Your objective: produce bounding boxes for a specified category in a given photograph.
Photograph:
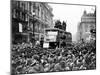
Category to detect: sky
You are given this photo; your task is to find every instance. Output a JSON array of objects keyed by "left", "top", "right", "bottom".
[{"left": 48, "top": 3, "right": 95, "bottom": 41}]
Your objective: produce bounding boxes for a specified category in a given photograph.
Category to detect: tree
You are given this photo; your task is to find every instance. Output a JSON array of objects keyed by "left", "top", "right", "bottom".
[
  {"left": 54, "top": 20, "right": 67, "bottom": 31},
  {"left": 62, "top": 21, "right": 67, "bottom": 31},
  {"left": 54, "top": 20, "right": 62, "bottom": 29}
]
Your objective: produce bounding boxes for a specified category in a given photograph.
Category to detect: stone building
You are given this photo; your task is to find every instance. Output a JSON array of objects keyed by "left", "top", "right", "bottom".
[
  {"left": 77, "top": 10, "right": 96, "bottom": 42},
  {"left": 11, "top": 0, "right": 53, "bottom": 44}
]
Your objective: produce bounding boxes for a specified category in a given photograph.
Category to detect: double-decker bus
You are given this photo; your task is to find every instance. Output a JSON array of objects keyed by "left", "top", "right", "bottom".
[{"left": 43, "top": 28, "right": 72, "bottom": 48}]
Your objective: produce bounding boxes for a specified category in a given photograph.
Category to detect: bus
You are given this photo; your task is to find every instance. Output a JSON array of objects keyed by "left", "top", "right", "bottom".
[{"left": 43, "top": 28, "right": 72, "bottom": 48}]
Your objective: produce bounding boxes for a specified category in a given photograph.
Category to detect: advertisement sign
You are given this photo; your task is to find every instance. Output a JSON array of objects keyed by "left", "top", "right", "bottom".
[
  {"left": 43, "top": 42, "right": 49, "bottom": 48},
  {"left": 46, "top": 31, "right": 57, "bottom": 42},
  {"left": 47, "top": 31, "right": 58, "bottom": 35}
]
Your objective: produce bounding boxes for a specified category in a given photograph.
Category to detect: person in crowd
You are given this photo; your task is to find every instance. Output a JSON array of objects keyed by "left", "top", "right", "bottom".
[
  {"left": 60, "top": 40, "right": 66, "bottom": 48},
  {"left": 40, "top": 36, "right": 44, "bottom": 48},
  {"left": 35, "top": 40, "right": 40, "bottom": 47}
]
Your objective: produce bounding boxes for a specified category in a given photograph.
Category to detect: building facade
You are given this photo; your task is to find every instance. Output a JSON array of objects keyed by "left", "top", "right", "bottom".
[
  {"left": 77, "top": 10, "right": 96, "bottom": 42},
  {"left": 11, "top": 0, "right": 53, "bottom": 44}
]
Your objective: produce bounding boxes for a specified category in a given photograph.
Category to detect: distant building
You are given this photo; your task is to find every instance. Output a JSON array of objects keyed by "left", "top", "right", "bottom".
[
  {"left": 77, "top": 10, "right": 96, "bottom": 42},
  {"left": 11, "top": 0, "right": 53, "bottom": 44}
]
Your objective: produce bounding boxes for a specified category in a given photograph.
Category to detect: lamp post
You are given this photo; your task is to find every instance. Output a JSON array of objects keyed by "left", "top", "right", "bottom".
[{"left": 32, "top": 12, "right": 36, "bottom": 45}]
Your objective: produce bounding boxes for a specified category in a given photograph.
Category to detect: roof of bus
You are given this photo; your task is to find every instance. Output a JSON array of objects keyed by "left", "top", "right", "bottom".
[{"left": 45, "top": 28, "right": 71, "bottom": 34}]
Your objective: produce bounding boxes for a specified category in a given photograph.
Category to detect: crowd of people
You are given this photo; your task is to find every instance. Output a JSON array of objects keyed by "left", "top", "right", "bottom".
[{"left": 11, "top": 41, "right": 96, "bottom": 75}]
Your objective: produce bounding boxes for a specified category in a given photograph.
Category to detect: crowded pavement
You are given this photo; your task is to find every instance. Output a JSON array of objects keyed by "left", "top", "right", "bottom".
[{"left": 11, "top": 41, "right": 96, "bottom": 74}]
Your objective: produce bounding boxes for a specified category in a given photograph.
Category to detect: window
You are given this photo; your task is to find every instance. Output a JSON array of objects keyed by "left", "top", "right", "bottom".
[
  {"left": 20, "top": 1, "right": 22, "bottom": 8},
  {"left": 29, "top": 2, "right": 31, "bottom": 12},
  {"left": 38, "top": 5, "right": 40, "bottom": 17},
  {"left": 13, "top": 9, "right": 16, "bottom": 18},
  {"left": 19, "top": 23, "right": 23, "bottom": 32},
  {"left": 25, "top": 14, "right": 28, "bottom": 21},
  {"left": 22, "top": 13, "right": 25, "bottom": 21},
  {"left": 41, "top": 10, "right": 43, "bottom": 20},
  {"left": 23, "top": 2, "right": 25, "bottom": 11},
  {"left": 20, "top": 12, "right": 21, "bottom": 20},
  {"left": 16, "top": 10, "right": 19, "bottom": 18},
  {"left": 25, "top": 2, "right": 28, "bottom": 10},
  {"left": 16, "top": 1, "right": 19, "bottom": 8},
  {"left": 35, "top": 24, "right": 38, "bottom": 32},
  {"left": 39, "top": 5, "right": 41, "bottom": 18}
]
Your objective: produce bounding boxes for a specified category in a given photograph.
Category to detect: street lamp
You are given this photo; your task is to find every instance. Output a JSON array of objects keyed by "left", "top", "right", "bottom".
[
  {"left": 32, "top": 12, "right": 36, "bottom": 34},
  {"left": 32, "top": 12, "right": 36, "bottom": 45}
]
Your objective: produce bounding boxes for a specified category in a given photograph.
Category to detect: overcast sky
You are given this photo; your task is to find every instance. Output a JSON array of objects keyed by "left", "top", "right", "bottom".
[{"left": 48, "top": 3, "right": 95, "bottom": 41}]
